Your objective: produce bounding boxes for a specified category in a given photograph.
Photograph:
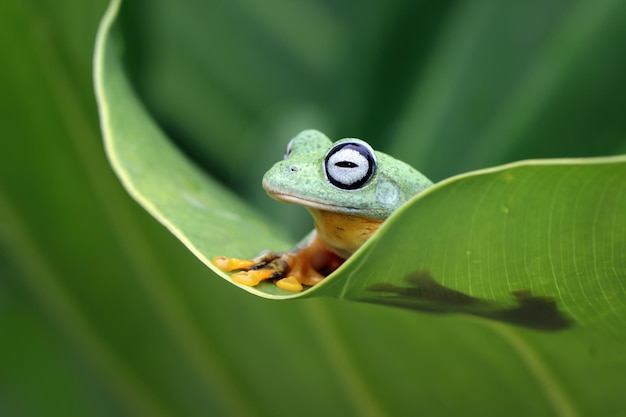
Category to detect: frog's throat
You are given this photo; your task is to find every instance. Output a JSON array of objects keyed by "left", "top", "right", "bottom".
[{"left": 308, "top": 208, "right": 384, "bottom": 259}]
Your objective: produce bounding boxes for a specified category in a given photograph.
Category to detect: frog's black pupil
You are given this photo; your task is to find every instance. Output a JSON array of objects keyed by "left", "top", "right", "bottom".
[{"left": 335, "top": 161, "right": 358, "bottom": 168}]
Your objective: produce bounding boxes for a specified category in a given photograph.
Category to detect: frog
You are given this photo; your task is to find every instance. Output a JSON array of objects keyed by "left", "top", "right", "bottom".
[{"left": 213, "top": 130, "right": 433, "bottom": 292}]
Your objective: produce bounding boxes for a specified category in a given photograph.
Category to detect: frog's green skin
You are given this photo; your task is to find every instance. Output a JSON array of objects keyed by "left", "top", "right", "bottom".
[
  {"left": 214, "top": 130, "right": 433, "bottom": 292},
  {"left": 263, "top": 129, "right": 432, "bottom": 221}
]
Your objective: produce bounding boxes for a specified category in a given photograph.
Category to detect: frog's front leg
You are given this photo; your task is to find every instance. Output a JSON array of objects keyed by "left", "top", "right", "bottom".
[
  {"left": 274, "top": 235, "right": 344, "bottom": 291},
  {"left": 212, "top": 233, "right": 343, "bottom": 292}
]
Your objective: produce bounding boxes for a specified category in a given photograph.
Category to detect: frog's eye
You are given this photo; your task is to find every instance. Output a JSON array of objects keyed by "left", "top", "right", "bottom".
[
  {"left": 324, "top": 141, "right": 376, "bottom": 190},
  {"left": 284, "top": 138, "right": 295, "bottom": 159}
]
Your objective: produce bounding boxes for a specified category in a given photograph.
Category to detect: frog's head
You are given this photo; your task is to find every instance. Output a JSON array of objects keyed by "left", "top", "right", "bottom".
[{"left": 262, "top": 130, "right": 432, "bottom": 220}]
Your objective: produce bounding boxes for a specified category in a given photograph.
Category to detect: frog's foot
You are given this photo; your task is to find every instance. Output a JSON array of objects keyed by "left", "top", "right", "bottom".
[
  {"left": 231, "top": 258, "right": 289, "bottom": 287},
  {"left": 274, "top": 240, "right": 343, "bottom": 292},
  {"left": 213, "top": 237, "right": 344, "bottom": 292},
  {"left": 274, "top": 253, "right": 321, "bottom": 291},
  {"left": 213, "top": 251, "right": 281, "bottom": 272},
  {"left": 212, "top": 253, "right": 287, "bottom": 287}
]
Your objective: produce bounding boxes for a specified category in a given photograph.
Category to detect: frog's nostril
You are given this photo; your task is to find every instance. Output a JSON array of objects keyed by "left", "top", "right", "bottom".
[{"left": 288, "top": 166, "right": 298, "bottom": 173}]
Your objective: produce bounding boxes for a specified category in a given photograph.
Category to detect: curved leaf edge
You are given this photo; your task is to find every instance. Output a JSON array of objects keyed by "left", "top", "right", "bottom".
[
  {"left": 94, "top": 0, "right": 298, "bottom": 300},
  {"left": 312, "top": 154, "right": 626, "bottom": 295},
  {"left": 95, "top": 0, "right": 626, "bottom": 300}
]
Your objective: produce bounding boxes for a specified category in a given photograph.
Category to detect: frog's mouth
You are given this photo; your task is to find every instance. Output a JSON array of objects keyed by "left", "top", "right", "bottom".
[{"left": 267, "top": 191, "right": 360, "bottom": 214}]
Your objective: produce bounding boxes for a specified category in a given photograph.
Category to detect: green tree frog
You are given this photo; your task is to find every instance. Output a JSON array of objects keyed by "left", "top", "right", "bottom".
[{"left": 213, "top": 130, "right": 433, "bottom": 292}]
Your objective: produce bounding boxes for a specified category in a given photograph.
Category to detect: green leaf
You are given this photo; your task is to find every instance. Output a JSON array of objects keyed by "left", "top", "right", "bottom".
[
  {"left": 93, "top": 1, "right": 626, "bottom": 412},
  {"left": 96, "top": 0, "right": 626, "bottom": 330},
  {"left": 95, "top": 0, "right": 294, "bottom": 298},
  {"left": 331, "top": 159, "right": 626, "bottom": 333},
  {"left": 7, "top": 0, "right": 626, "bottom": 415}
]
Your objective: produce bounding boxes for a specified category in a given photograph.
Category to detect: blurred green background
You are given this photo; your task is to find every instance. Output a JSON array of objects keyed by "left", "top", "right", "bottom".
[
  {"left": 121, "top": 0, "right": 626, "bottom": 237},
  {"left": 2, "top": 0, "right": 626, "bottom": 416}
]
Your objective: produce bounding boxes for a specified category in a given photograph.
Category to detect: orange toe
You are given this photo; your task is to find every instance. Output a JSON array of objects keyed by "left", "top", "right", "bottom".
[
  {"left": 276, "top": 276, "right": 303, "bottom": 292},
  {"left": 213, "top": 256, "right": 257, "bottom": 272},
  {"left": 231, "top": 269, "right": 276, "bottom": 286}
]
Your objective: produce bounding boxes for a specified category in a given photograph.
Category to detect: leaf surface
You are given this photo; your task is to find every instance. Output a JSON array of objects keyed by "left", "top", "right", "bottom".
[
  {"left": 96, "top": 0, "right": 626, "bottom": 321},
  {"left": 4, "top": 0, "right": 626, "bottom": 415}
]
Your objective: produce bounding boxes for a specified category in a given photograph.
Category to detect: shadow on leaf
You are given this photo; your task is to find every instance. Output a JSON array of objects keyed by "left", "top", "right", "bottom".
[{"left": 360, "top": 271, "right": 572, "bottom": 331}]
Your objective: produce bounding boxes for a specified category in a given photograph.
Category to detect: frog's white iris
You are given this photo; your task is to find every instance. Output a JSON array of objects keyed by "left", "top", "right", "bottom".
[{"left": 324, "top": 141, "right": 376, "bottom": 190}]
